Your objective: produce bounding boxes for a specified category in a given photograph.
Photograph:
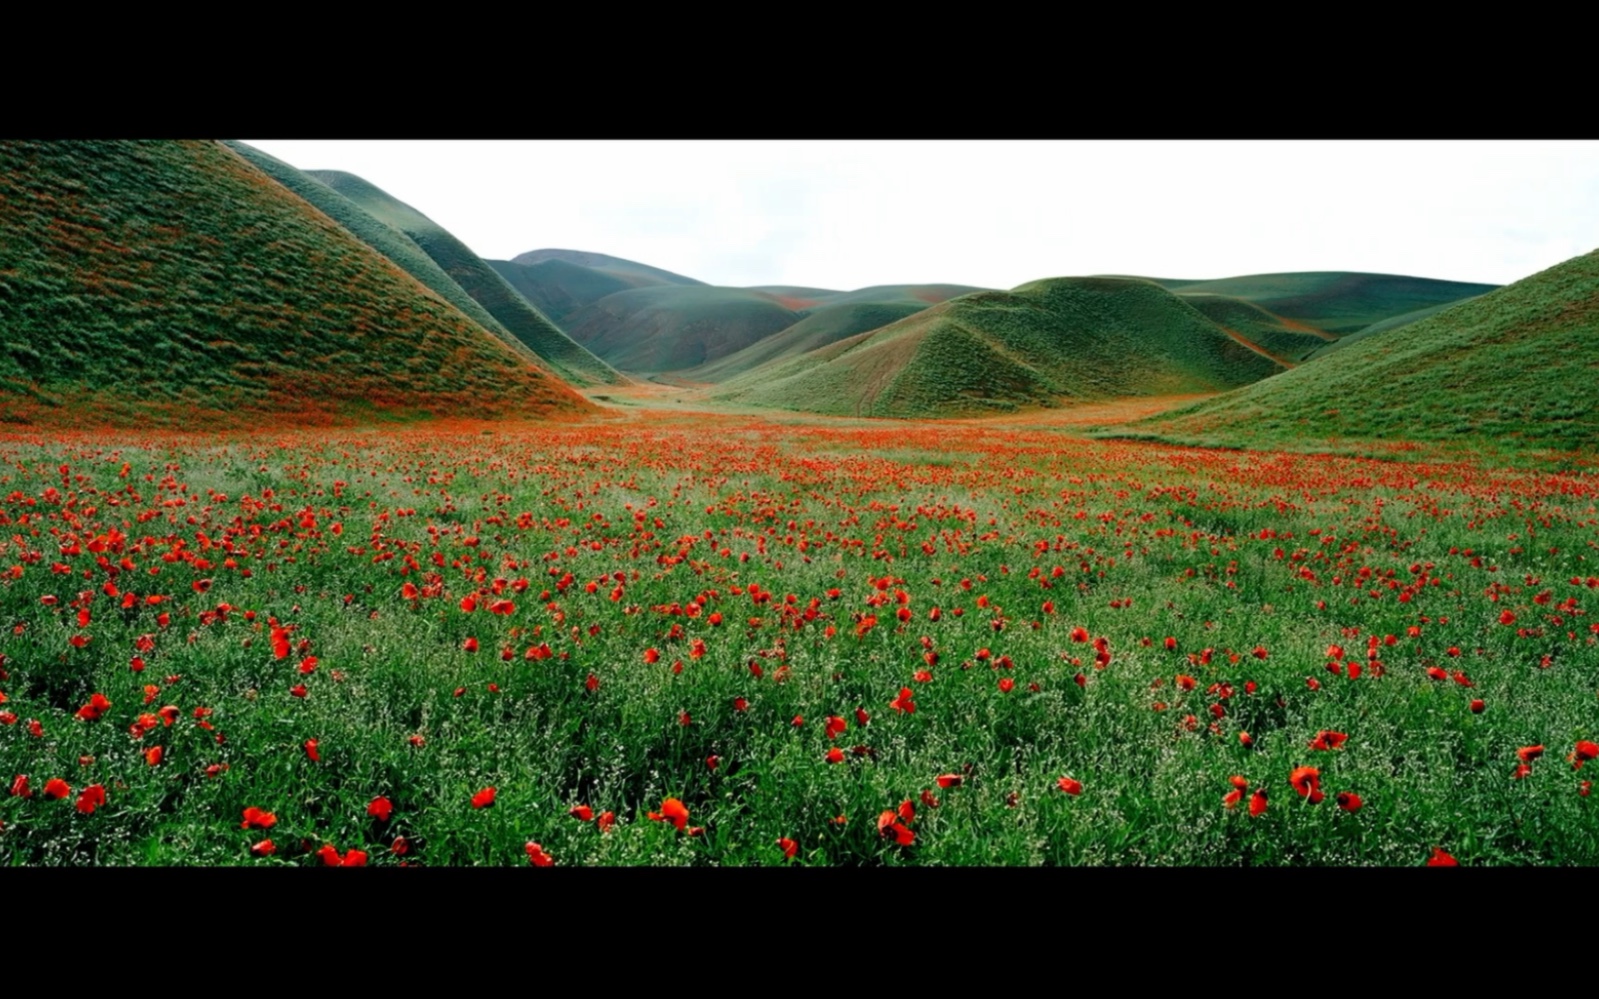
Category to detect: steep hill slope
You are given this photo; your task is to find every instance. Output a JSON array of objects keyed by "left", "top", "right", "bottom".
[
  {"left": 226, "top": 141, "right": 549, "bottom": 369},
  {"left": 0, "top": 140, "right": 589, "bottom": 427},
  {"left": 714, "top": 277, "right": 1285, "bottom": 417},
  {"left": 1132, "top": 250, "right": 1599, "bottom": 453},
  {"left": 306, "top": 171, "right": 623, "bottom": 387}
]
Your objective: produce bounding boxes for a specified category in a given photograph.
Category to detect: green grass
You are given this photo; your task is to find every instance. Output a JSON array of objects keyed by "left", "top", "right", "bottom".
[
  {"left": 510, "top": 248, "right": 705, "bottom": 288},
  {"left": 0, "top": 140, "right": 586, "bottom": 427},
  {"left": 1129, "top": 248, "right": 1599, "bottom": 457},
  {"left": 687, "top": 301, "right": 928, "bottom": 382},
  {"left": 1304, "top": 297, "right": 1488, "bottom": 361},
  {"left": 2, "top": 416, "right": 1596, "bottom": 866},
  {"left": 486, "top": 258, "right": 639, "bottom": 324},
  {"left": 1180, "top": 294, "right": 1335, "bottom": 363},
  {"left": 715, "top": 277, "right": 1287, "bottom": 418},
  {"left": 306, "top": 172, "right": 624, "bottom": 388},
  {"left": 226, "top": 142, "right": 556, "bottom": 372},
  {"left": 1151, "top": 272, "right": 1498, "bottom": 335},
  {"left": 558, "top": 286, "right": 805, "bottom": 373}
]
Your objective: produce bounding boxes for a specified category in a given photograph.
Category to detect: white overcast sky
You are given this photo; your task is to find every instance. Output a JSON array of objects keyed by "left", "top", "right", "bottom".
[{"left": 241, "top": 140, "right": 1599, "bottom": 291}]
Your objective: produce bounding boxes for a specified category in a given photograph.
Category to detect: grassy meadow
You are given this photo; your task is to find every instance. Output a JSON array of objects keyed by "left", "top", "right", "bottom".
[{"left": 2, "top": 405, "right": 1595, "bottom": 866}]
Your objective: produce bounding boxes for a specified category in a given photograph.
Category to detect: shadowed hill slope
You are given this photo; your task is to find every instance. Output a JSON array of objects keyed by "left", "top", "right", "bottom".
[
  {"left": 0, "top": 140, "right": 590, "bottom": 427},
  {"left": 486, "top": 257, "right": 637, "bottom": 325},
  {"left": 510, "top": 248, "right": 705, "bottom": 287},
  {"left": 1153, "top": 272, "right": 1498, "bottom": 335},
  {"left": 1131, "top": 250, "right": 1599, "bottom": 453},
  {"left": 714, "top": 277, "right": 1285, "bottom": 417},
  {"left": 1179, "top": 294, "right": 1335, "bottom": 363},
  {"left": 558, "top": 286, "right": 805, "bottom": 372},
  {"left": 306, "top": 171, "right": 623, "bottom": 387},
  {"left": 686, "top": 301, "right": 927, "bottom": 382}
]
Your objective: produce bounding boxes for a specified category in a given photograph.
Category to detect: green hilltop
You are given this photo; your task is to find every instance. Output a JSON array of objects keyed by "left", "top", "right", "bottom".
[
  {"left": 0, "top": 140, "right": 589, "bottom": 427},
  {"left": 559, "top": 286, "right": 805, "bottom": 373},
  {"left": 713, "top": 277, "right": 1286, "bottom": 418},
  {"left": 305, "top": 171, "right": 623, "bottom": 387},
  {"left": 1152, "top": 271, "right": 1498, "bottom": 335},
  {"left": 1130, "top": 249, "right": 1599, "bottom": 455}
]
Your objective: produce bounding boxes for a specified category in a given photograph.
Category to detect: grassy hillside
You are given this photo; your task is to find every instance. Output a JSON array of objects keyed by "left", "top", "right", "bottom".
[
  {"left": 1179, "top": 294, "right": 1335, "bottom": 363},
  {"left": 510, "top": 248, "right": 704, "bottom": 287},
  {"left": 560, "top": 286, "right": 804, "bottom": 373},
  {"left": 715, "top": 277, "right": 1285, "bottom": 418},
  {"left": 819, "top": 284, "right": 987, "bottom": 308},
  {"left": 226, "top": 142, "right": 549, "bottom": 369},
  {"left": 0, "top": 140, "right": 589, "bottom": 427},
  {"left": 687, "top": 301, "right": 926, "bottom": 382},
  {"left": 307, "top": 172, "right": 623, "bottom": 387},
  {"left": 1131, "top": 249, "right": 1599, "bottom": 454},
  {"left": 486, "top": 257, "right": 637, "bottom": 324},
  {"left": 1303, "top": 297, "right": 1483, "bottom": 360},
  {"left": 1154, "top": 272, "right": 1498, "bottom": 335}
]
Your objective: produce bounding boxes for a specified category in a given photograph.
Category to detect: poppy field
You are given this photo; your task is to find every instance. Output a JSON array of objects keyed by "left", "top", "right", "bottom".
[{"left": 2, "top": 407, "right": 1597, "bottom": 866}]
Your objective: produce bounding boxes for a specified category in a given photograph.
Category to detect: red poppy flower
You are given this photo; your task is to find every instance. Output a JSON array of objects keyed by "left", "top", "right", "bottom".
[
  {"left": 462, "top": 637, "right": 479, "bottom": 652},
  {"left": 144, "top": 746, "right": 163, "bottom": 766},
  {"left": 304, "top": 739, "right": 320, "bottom": 762},
  {"left": 1057, "top": 776, "right": 1083, "bottom": 795},
  {"left": 1289, "top": 766, "right": 1325, "bottom": 804},
  {"left": 318, "top": 844, "right": 345, "bottom": 866},
  {"left": 250, "top": 839, "right": 276, "bottom": 857},
  {"left": 1517, "top": 745, "right": 1545, "bottom": 764},
  {"left": 936, "top": 774, "right": 963, "bottom": 788},
  {"left": 890, "top": 687, "right": 915, "bottom": 714},
  {"left": 648, "top": 797, "right": 690, "bottom": 831},
  {"left": 368, "top": 796, "right": 393, "bottom": 822},
  {"left": 1308, "top": 731, "right": 1348, "bottom": 751},
  {"left": 73, "top": 783, "right": 106, "bottom": 814},
  {"left": 597, "top": 811, "right": 616, "bottom": 833},
  {"left": 1470, "top": 699, "right": 1485, "bottom": 714},
  {"left": 241, "top": 806, "right": 277, "bottom": 829},
  {"left": 75, "top": 692, "right": 112, "bottom": 721},
  {"left": 1223, "top": 788, "right": 1243, "bottom": 809},
  {"left": 855, "top": 707, "right": 870, "bottom": 726},
  {"left": 876, "top": 811, "right": 915, "bottom": 846},
  {"left": 1426, "top": 847, "right": 1458, "bottom": 867},
  {"left": 1249, "top": 788, "right": 1268, "bottom": 816},
  {"left": 998, "top": 677, "right": 1015, "bottom": 693},
  {"left": 777, "top": 837, "right": 798, "bottom": 859},
  {"left": 43, "top": 777, "right": 71, "bottom": 800},
  {"left": 826, "top": 747, "right": 845, "bottom": 764},
  {"left": 10, "top": 774, "right": 30, "bottom": 798},
  {"left": 525, "top": 842, "right": 555, "bottom": 867},
  {"left": 1335, "top": 791, "right": 1363, "bottom": 812},
  {"left": 569, "top": 804, "right": 594, "bottom": 821},
  {"left": 471, "top": 787, "right": 497, "bottom": 809},
  {"left": 290, "top": 684, "right": 308, "bottom": 698},
  {"left": 1571, "top": 741, "right": 1599, "bottom": 769}
]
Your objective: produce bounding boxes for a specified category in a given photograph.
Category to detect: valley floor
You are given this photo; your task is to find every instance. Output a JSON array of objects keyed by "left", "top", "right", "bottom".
[{"left": 2, "top": 401, "right": 1595, "bottom": 865}]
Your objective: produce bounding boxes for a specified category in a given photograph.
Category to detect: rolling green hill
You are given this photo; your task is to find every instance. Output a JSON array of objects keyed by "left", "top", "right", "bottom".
[
  {"left": 1302, "top": 297, "right": 1484, "bottom": 360},
  {"left": 713, "top": 277, "right": 1286, "bottom": 418},
  {"left": 1179, "top": 293, "right": 1335, "bottom": 363},
  {"left": 1152, "top": 272, "right": 1498, "bottom": 335},
  {"left": 1130, "top": 249, "right": 1599, "bottom": 454},
  {"left": 306, "top": 172, "right": 623, "bottom": 387},
  {"left": 559, "top": 286, "right": 805, "bottom": 373},
  {"left": 686, "top": 301, "right": 928, "bottom": 382},
  {"left": 510, "top": 248, "right": 704, "bottom": 287},
  {"left": 226, "top": 141, "right": 553, "bottom": 371},
  {"left": 0, "top": 140, "right": 590, "bottom": 427},
  {"left": 486, "top": 257, "right": 637, "bottom": 324}
]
